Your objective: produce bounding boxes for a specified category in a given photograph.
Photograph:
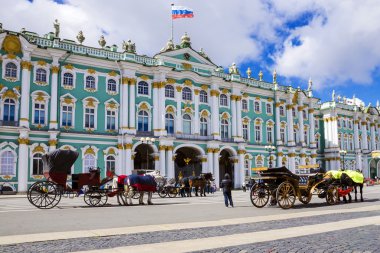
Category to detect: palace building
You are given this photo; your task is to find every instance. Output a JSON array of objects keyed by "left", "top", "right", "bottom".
[{"left": 0, "top": 22, "right": 379, "bottom": 192}]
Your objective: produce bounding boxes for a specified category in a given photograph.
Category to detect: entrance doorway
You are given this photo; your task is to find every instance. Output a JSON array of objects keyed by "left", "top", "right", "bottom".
[
  {"left": 134, "top": 144, "right": 154, "bottom": 171},
  {"left": 219, "top": 149, "right": 234, "bottom": 188},
  {"left": 174, "top": 147, "right": 202, "bottom": 180}
]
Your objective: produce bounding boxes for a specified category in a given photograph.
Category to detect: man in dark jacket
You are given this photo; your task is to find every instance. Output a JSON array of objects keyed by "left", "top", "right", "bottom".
[{"left": 220, "top": 173, "right": 233, "bottom": 207}]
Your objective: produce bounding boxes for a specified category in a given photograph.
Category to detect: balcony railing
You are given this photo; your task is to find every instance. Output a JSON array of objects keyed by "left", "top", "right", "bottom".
[
  {"left": 173, "top": 133, "right": 213, "bottom": 141},
  {"left": 136, "top": 131, "right": 155, "bottom": 137},
  {"left": 0, "top": 120, "right": 19, "bottom": 127}
]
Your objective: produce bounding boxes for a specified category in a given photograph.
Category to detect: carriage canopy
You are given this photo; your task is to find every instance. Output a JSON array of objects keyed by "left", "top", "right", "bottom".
[{"left": 42, "top": 149, "right": 79, "bottom": 175}]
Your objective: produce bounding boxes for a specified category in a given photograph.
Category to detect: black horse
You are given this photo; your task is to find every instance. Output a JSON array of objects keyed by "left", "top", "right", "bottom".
[{"left": 340, "top": 172, "right": 364, "bottom": 202}]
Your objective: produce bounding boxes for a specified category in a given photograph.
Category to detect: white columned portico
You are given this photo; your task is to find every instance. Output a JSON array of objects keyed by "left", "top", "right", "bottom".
[
  {"left": 152, "top": 81, "right": 159, "bottom": 135},
  {"left": 48, "top": 131, "right": 59, "bottom": 152},
  {"left": 121, "top": 78, "right": 129, "bottom": 131},
  {"left": 49, "top": 65, "right": 59, "bottom": 130},
  {"left": 213, "top": 149, "right": 220, "bottom": 187},
  {"left": 201, "top": 155, "right": 208, "bottom": 173},
  {"left": 288, "top": 148, "right": 296, "bottom": 172},
  {"left": 277, "top": 147, "right": 283, "bottom": 167},
  {"left": 237, "top": 147, "right": 245, "bottom": 188},
  {"left": 194, "top": 89, "right": 200, "bottom": 135}
]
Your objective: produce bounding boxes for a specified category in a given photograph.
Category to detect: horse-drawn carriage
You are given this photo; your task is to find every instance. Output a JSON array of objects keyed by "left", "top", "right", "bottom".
[
  {"left": 27, "top": 149, "right": 123, "bottom": 209},
  {"left": 250, "top": 166, "right": 340, "bottom": 209}
]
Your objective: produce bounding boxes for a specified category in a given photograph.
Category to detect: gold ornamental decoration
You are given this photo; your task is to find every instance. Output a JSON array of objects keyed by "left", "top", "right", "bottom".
[
  {"left": 64, "top": 64, "right": 74, "bottom": 70},
  {"left": 237, "top": 149, "right": 246, "bottom": 155},
  {"left": 140, "top": 75, "right": 149, "bottom": 81},
  {"left": 222, "top": 88, "right": 229, "bottom": 94},
  {"left": 139, "top": 102, "right": 149, "bottom": 110},
  {"left": 21, "top": 61, "right": 32, "bottom": 70},
  {"left": 166, "top": 106, "right": 175, "bottom": 113},
  {"left": 48, "top": 139, "right": 58, "bottom": 146},
  {"left": 108, "top": 71, "right": 117, "bottom": 76},
  {"left": 176, "top": 86, "right": 183, "bottom": 92},
  {"left": 182, "top": 63, "right": 192, "bottom": 70},
  {"left": 32, "top": 145, "right": 45, "bottom": 154},
  {"left": 184, "top": 80, "right": 192, "bottom": 86},
  {"left": 166, "top": 78, "right": 176, "bottom": 84},
  {"left": 51, "top": 66, "right": 60, "bottom": 74},
  {"left": 18, "top": 138, "right": 30, "bottom": 145},
  {"left": 201, "top": 85, "right": 208, "bottom": 91},
  {"left": 125, "top": 143, "right": 133, "bottom": 149},
  {"left": 194, "top": 89, "right": 200, "bottom": 95},
  {"left": 2, "top": 89, "right": 18, "bottom": 100},
  {"left": 2, "top": 35, "right": 21, "bottom": 54},
  {"left": 84, "top": 147, "right": 96, "bottom": 156},
  {"left": 37, "top": 60, "right": 47, "bottom": 66},
  {"left": 87, "top": 69, "right": 96, "bottom": 74},
  {"left": 221, "top": 112, "right": 229, "bottom": 120}
]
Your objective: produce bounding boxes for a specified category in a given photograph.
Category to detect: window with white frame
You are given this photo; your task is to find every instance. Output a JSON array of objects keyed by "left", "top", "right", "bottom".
[
  {"left": 255, "top": 124, "right": 261, "bottom": 143},
  {"left": 199, "top": 90, "right": 208, "bottom": 103},
  {"left": 106, "top": 155, "right": 116, "bottom": 172},
  {"left": 32, "top": 153, "right": 43, "bottom": 175},
  {"left": 200, "top": 117, "right": 208, "bottom": 136},
  {"left": 349, "top": 136, "right": 354, "bottom": 150},
  {"left": 33, "top": 102, "right": 46, "bottom": 125},
  {"left": 62, "top": 105, "right": 73, "bottom": 127},
  {"left": 254, "top": 101, "right": 260, "bottom": 112},
  {"left": 85, "top": 76, "right": 96, "bottom": 90},
  {"left": 63, "top": 73, "right": 74, "bottom": 87},
  {"left": 165, "top": 85, "right": 175, "bottom": 98},
  {"left": 35, "top": 68, "right": 47, "bottom": 83},
  {"left": 3, "top": 99, "right": 16, "bottom": 122},
  {"left": 138, "top": 110, "right": 149, "bottom": 131},
  {"left": 84, "top": 154, "right": 96, "bottom": 172},
  {"left": 256, "top": 157, "right": 264, "bottom": 167},
  {"left": 5, "top": 62, "right": 17, "bottom": 78},
  {"left": 0, "top": 151, "right": 15, "bottom": 175},
  {"left": 280, "top": 127, "right": 286, "bottom": 143},
  {"left": 267, "top": 125, "right": 273, "bottom": 143},
  {"left": 280, "top": 106, "right": 285, "bottom": 116},
  {"left": 221, "top": 119, "right": 229, "bottom": 139},
  {"left": 243, "top": 123, "right": 249, "bottom": 141},
  {"left": 165, "top": 113, "right": 175, "bottom": 134},
  {"left": 182, "top": 87, "right": 192, "bottom": 101},
  {"left": 220, "top": 94, "right": 228, "bottom": 106},
  {"left": 106, "top": 110, "right": 116, "bottom": 130},
  {"left": 315, "top": 119, "right": 319, "bottom": 128},
  {"left": 138, "top": 81, "right": 149, "bottom": 95},
  {"left": 343, "top": 119, "right": 347, "bottom": 128},
  {"left": 84, "top": 107, "right": 95, "bottom": 128},
  {"left": 244, "top": 159, "right": 250, "bottom": 177},
  {"left": 183, "top": 114, "right": 192, "bottom": 135},
  {"left": 242, "top": 99, "right": 248, "bottom": 110},
  {"left": 266, "top": 103, "right": 272, "bottom": 114},
  {"left": 304, "top": 129, "right": 308, "bottom": 144},
  {"left": 107, "top": 79, "right": 117, "bottom": 93}
]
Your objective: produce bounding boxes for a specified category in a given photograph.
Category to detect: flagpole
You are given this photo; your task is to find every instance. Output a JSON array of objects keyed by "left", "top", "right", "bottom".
[{"left": 171, "top": 3, "right": 174, "bottom": 42}]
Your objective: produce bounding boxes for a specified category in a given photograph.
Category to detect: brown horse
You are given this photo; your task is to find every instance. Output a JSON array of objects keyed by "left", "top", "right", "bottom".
[{"left": 189, "top": 173, "right": 213, "bottom": 197}]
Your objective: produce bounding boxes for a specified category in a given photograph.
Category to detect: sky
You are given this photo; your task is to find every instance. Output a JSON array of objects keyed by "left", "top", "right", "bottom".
[{"left": 2, "top": 0, "right": 380, "bottom": 105}]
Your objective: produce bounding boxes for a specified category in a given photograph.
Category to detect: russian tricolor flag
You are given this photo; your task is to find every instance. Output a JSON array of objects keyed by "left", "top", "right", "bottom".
[{"left": 172, "top": 5, "right": 194, "bottom": 19}]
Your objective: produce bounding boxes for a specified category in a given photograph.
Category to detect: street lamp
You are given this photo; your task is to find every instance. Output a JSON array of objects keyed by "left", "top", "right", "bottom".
[
  {"left": 339, "top": 150, "right": 347, "bottom": 170},
  {"left": 140, "top": 137, "right": 155, "bottom": 171},
  {"left": 265, "top": 145, "right": 276, "bottom": 168}
]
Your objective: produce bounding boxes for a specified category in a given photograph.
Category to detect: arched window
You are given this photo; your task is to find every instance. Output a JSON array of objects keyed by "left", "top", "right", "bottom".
[
  {"left": 3, "top": 99, "right": 16, "bottom": 122},
  {"left": 165, "top": 113, "right": 174, "bottom": 134},
  {"left": 34, "top": 102, "right": 46, "bottom": 125},
  {"left": 36, "top": 68, "right": 47, "bottom": 83},
  {"left": 242, "top": 99, "right": 248, "bottom": 110},
  {"left": 0, "top": 151, "right": 15, "bottom": 175},
  {"left": 243, "top": 123, "right": 249, "bottom": 140},
  {"left": 84, "top": 154, "right": 96, "bottom": 172},
  {"left": 63, "top": 73, "right": 73, "bottom": 86},
  {"left": 254, "top": 101, "right": 260, "bottom": 112},
  {"left": 182, "top": 87, "right": 192, "bottom": 101},
  {"left": 106, "top": 155, "right": 116, "bottom": 172},
  {"left": 32, "top": 153, "right": 43, "bottom": 175},
  {"left": 165, "top": 85, "right": 174, "bottom": 98},
  {"left": 200, "top": 90, "right": 208, "bottom": 103},
  {"left": 221, "top": 119, "right": 229, "bottom": 139},
  {"left": 5, "top": 62, "right": 17, "bottom": 78},
  {"left": 138, "top": 81, "right": 149, "bottom": 95},
  {"left": 138, "top": 110, "right": 149, "bottom": 131},
  {"left": 279, "top": 106, "right": 285, "bottom": 116},
  {"left": 183, "top": 114, "right": 192, "bottom": 134},
  {"left": 107, "top": 79, "right": 117, "bottom": 92},
  {"left": 86, "top": 76, "right": 96, "bottom": 89},
  {"left": 220, "top": 94, "right": 228, "bottom": 106},
  {"left": 266, "top": 103, "right": 272, "bottom": 114},
  {"left": 200, "top": 117, "right": 208, "bottom": 136}
]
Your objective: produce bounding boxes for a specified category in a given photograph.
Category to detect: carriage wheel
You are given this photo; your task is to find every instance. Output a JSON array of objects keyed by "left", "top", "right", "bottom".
[
  {"left": 27, "top": 181, "right": 61, "bottom": 209},
  {"left": 276, "top": 181, "right": 296, "bottom": 209},
  {"left": 158, "top": 187, "right": 168, "bottom": 198},
  {"left": 84, "top": 191, "right": 108, "bottom": 207},
  {"left": 326, "top": 185, "right": 339, "bottom": 205},
  {"left": 250, "top": 183, "right": 270, "bottom": 208},
  {"left": 299, "top": 192, "right": 311, "bottom": 204},
  {"left": 168, "top": 187, "right": 178, "bottom": 198}
]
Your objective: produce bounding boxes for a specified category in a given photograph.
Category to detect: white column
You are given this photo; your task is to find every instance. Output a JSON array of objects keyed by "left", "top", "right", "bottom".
[
  {"left": 128, "top": 79, "right": 136, "bottom": 133},
  {"left": 49, "top": 65, "right": 59, "bottom": 129},
  {"left": 286, "top": 104, "right": 295, "bottom": 146},
  {"left": 175, "top": 86, "right": 182, "bottom": 133},
  {"left": 354, "top": 119, "right": 360, "bottom": 149},
  {"left": 194, "top": 89, "right": 200, "bottom": 135},
  {"left": 236, "top": 96, "right": 243, "bottom": 138},
  {"left": 298, "top": 105, "right": 305, "bottom": 145},
  {"left": 288, "top": 148, "right": 296, "bottom": 172},
  {"left": 159, "top": 145, "right": 166, "bottom": 176},
  {"left": 324, "top": 118, "right": 330, "bottom": 148},
  {"left": 371, "top": 123, "right": 376, "bottom": 151},
  {"left": 158, "top": 82, "right": 166, "bottom": 135},
  {"left": 125, "top": 146, "right": 132, "bottom": 175},
  {"left": 201, "top": 156, "right": 208, "bottom": 173},
  {"left": 48, "top": 131, "right": 58, "bottom": 152},
  {"left": 20, "top": 61, "right": 32, "bottom": 128},
  {"left": 213, "top": 149, "right": 220, "bottom": 188},
  {"left": 17, "top": 130, "right": 29, "bottom": 192},
  {"left": 277, "top": 147, "right": 283, "bottom": 167},
  {"left": 121, "top": 80, "right": 129, "bottom": 131},
  {"left": 166, "top": 146, "right": 174, "bottom": 179},
  {"left": 238, "top": 154, "right": 244, "bottom": 188},
  {"left": 154, "top": 153, "right": 160, "bottom": 171},
  {"left": 361, "top": 121, "right": 368, "bottom": 150},
  {"left": 211, "top": 89, "right": 220, "bottom": 139},
  {"left": 309, "top": 108, "right": 316, "bottom": 148},
  {"left": 331, "top": 117, "right": 339, "bottom": 147},
  {"left": 207, "top": 148, "right": 214, "bottom": 174},
  {"left": 152, "top": 82, "right": 159, "bottom": 134},
  {"left": 231, "top": 96, "right": 237, "bottom": 138},
  {"left": 275, "top": 101, "right": 282, "bottom": 145}
]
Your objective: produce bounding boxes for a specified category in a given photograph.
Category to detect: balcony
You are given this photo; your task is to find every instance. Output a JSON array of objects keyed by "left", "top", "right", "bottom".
[{"left": 0, "top": 120, "right": 19, "bottom": 127}]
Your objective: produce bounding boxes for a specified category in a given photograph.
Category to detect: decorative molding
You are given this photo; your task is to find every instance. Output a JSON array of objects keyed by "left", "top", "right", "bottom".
[
  {"left": 21, "top": 61, "right": 32, "bottom": 71},
  {"left": 140, "top": 75, "right": 149, "bottom": 81},
  {"left": 184, "top": 80, "right": 192, "bottom": 86},
  {"left": 18, "top": 138, "right": 30, "bottom": 145}
]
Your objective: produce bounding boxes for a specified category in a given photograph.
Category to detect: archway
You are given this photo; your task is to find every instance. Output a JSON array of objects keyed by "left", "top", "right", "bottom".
[
  {"left": 219, "top": 149, "right": 234, "bottom": 188},
  {"left": 134, "top": 144, "right": 155, "bottom": 171},
  {"left": 174, "top": 147, "right": 202, "bottom": 180},
  {"left": 369, "top": 159, "right": 377, "bottom": 179}
]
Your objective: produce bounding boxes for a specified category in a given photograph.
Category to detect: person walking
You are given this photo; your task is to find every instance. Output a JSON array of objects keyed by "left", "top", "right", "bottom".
[{"left": 220, "top": 173, "right": 233, "bottom": 207}]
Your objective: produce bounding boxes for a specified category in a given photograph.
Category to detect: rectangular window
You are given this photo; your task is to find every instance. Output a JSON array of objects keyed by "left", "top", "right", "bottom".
[
  {"left": 315, "top": 119, "right": 319, "bottom": 129},
  {"left": 85, "top": 108, "right": 95, "bottom": 128},
  {"left": 106, "top": 110, "right": 116, "bottom": 130},
  {"left": 34, "top": 103, "right": 45, "bottom": 125},
  {"left": 279, "top": 106, "right": 285, "bottom": 117},
  {"left": 255, "top": 125, "right": 261, "bottom": 142},
  {"left": 243, "top": 124, "right": 248, "bottom": 140},
  {"left": 267, "top": 126, "right": 273, "bottom": 143},
  {"left": 266, "top": 104, "right": 272, "bottom": 114},
  {"left": 280, "top": 128, "right": 285, "bottom": 143},
  {"left": 62, "top": 105, "right": 73, "bottom": 127}
]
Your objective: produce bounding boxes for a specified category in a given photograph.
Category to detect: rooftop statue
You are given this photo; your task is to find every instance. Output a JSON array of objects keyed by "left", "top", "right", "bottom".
[
  {"left": 229, "top": 62, "right": 240, "bottom": 75},
  {"left": 98, "top": 35, "right": 106, "bottom": 48},
  {"left": 180, "top": 32, "right": 191, "bottom": 48},
  {"left": 76, "top": 31, "right": 85, "bottom": 44},
  {"left": 199, "top": 48, "right": 210, "bottom": 60},
  {"left": 307, "top": 78, "right": 312, "bottom": 91},
  {"left": 259, "top": 70, "right": 263, "bottom": 81},
  {"left": 54, "top": 19, "right": 60, "bottom": 38},
  {"left": 123, "top": 39, "right": 136, "bottom": 53},
  {"left": 332, "top": 90, "right": 335, "bottom": 101},
  {"left": 246, "top": 67, "right": 252, "bottom": 78},
  {"left": 160, "top": 39, "right": 174, "bottom": 53},
  {"left": 273, "top": 69, "right": 277, "bottom": 84}
]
